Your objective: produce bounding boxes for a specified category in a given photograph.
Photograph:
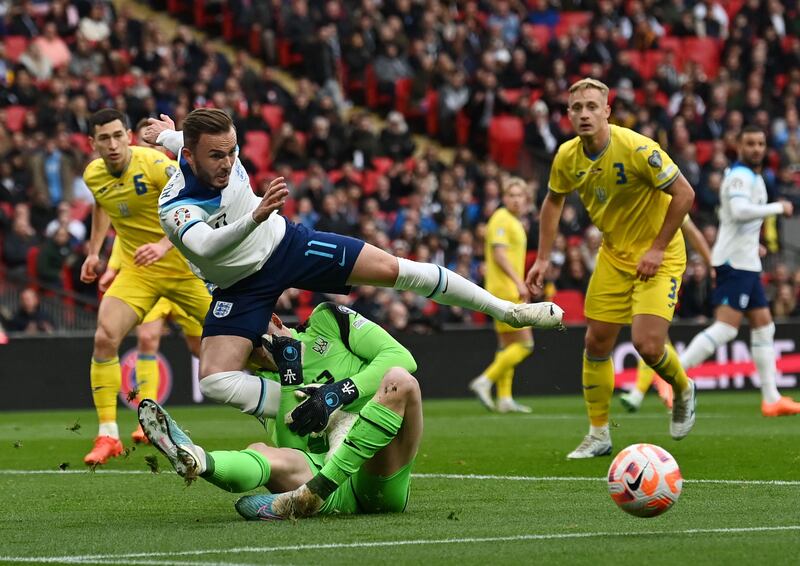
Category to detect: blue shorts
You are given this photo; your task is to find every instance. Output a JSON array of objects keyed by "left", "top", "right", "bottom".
[
  {"left": 712, "top": 264, "right": 768, "bottom": 312},
  {"left": 203, "top": 219, "right": 365, "bottom": 344}
]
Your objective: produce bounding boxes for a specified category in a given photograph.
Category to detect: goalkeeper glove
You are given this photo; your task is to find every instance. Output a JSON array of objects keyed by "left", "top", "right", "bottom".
[
  {"left": 286, "top": 378, "right": 358, "bottom": 436},
  {"left": 262, "top": 334, "right": 304, "bottom": 386}
]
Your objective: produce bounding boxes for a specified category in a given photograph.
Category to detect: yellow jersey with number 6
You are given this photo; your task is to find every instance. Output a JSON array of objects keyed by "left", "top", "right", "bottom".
[
  {"left": 548, "top": 125, "right": 685, "bottom": 274},
  {"left": 83, "top": 146, "right": 189, "bottom": 277}
]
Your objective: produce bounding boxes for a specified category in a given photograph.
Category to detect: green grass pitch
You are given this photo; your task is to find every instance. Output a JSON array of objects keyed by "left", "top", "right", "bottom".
[{"left": 1, "top": 391, "right": 799, "bottom": 565}]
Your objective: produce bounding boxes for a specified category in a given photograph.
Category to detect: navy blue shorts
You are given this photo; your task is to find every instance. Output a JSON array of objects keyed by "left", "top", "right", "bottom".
[
  {"left": 203, "top": 219, "right": 365, "bottom": 345},
  {"left": 712, "top": 264, "right": 768, "bottom": 312}
]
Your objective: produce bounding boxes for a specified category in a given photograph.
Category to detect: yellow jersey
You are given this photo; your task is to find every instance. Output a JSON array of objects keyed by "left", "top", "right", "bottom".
[
  {"left": 485, "top": 206, "right": 526, "bottom": 299},
  {"left": 549, "top": 125, "right": 685, "bottom": 273},
  {"left": 84, "top": 146, "right": 190, "bottom": 278}
]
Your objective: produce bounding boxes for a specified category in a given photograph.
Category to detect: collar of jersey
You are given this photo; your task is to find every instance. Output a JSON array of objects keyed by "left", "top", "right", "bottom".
[{"left": 581, "top": 131, "right": 612, "bottom": 161}]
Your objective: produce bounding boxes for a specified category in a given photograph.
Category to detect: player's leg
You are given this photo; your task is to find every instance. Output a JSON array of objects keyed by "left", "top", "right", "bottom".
[
  {"left": 620, "top": 358, "right": 653, "bottom": 412},
  {"left": 747, "top": 307, "right": 800, "bottom": 416},
  {"left": 130, "top": 313, "right": 165, "bottom": 444},
  {"left": 85, "top": 296, "right": 140, "bottom": 465},
  {"left": 470, "top": 327, "right": 533, "bottom": 411},
  {"left": 236, "top": 367, "right": 421, "bottom": 520},
  {"left": 138, "top": 399, "right": 311, "bottom": 492},
  {"left": 348, "top": 243, "right": 564, "bottom": 329}
]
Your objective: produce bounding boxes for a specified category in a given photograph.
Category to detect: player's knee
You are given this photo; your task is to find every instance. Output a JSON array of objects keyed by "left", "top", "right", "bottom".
[
  {"left": 633, "top": 338, "right": 663, "bottom": 365},
  {"left": 379, "top": 368, "right": 420, "bottom": 404},
  {"left": 584, "top": 333, "right": 613, "bottom": 358},
  {"left": 94, "top": 325, "right": 121, "bottom": 357},
  {"left": 137, "top": 331, "right": 160, "bottom": 355}
]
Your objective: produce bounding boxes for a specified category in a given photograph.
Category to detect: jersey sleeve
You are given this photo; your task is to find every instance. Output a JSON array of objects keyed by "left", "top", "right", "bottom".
[
  {"left": 547, "top": 146, "right": 574, "bottom": 194},
  {"left": 631, "top": 143, "right": 680, "bottom": 190},
  {"left": 487, "top": 213, "right": 511, "bottom": 248},
  {"left": 107, "top": 237, "right": 122, "bottom": 270},
  {"left": 146, "top": 156, "right": 179, "bottom": 190},
  {"left": 310, "top": 304, "right": 417, "bottom": 404},
  {"left": 159, "top": 203, "right": 209, "bottom": 243}
]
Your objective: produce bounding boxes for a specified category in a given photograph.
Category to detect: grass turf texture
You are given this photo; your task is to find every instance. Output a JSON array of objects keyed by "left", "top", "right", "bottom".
[{"left": 1, "top": 391, "right": 799, "bottom": 565}]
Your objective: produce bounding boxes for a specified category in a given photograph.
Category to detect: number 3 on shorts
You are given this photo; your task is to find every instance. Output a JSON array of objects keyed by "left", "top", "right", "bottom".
[{"left": 667, "top": 277, "right": 678, "bottom": 300}]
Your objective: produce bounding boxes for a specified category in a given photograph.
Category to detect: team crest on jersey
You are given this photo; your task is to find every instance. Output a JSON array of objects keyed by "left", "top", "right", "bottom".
[
  {"left": 118, "top": 202, "right": 130, "bottom": 217},
  {"left": 647, "top": 150, "right": 663, "bottom": 169},
  {"left": 212, "top": 301, "right": 233, "bottom": 318},
  {"left": 165, "top": 165, "right": 177, "bottom": 178},
  {"left": 173, "top": 207, "right": 191, "bottom": 227},
  {"left": 595, "top": 187, "right": 608, "bottom": 203},
  {"left": 313, "top": 337, "right": 330, "bottom": 355}
]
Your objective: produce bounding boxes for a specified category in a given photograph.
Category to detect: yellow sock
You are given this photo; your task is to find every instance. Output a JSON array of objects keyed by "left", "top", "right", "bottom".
[
  {"left": 484, "top": 342, "right": 533, "bottom": 383},
  {"left": 583, "top": 351, "right": 614, "bottom": 427},
  {"left": 91, "top": 357, "right": 121, "bottom": 424},
  {"left": 648, "top": 343, "right": 690, "bottom": 393},
  {"left": 135, "top": 354, "right": 159, "bottom": 402},
  {"left": 635, "top": 358, "right": 655, "bottom": 394},
  {"left": 496, "top": 368, "right": 514, "bottom": 399}
]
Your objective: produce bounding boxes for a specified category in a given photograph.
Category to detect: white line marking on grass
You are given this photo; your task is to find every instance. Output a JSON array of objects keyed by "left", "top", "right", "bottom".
[
  {"left": 2, "top": 470, "right": 800, "bottom": 486},
  {"left": 2, "top": 526, "right": 799, "bottom": 564}
]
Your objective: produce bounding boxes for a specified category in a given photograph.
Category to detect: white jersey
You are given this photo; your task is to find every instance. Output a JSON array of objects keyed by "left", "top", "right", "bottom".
[
  {"left": 711, "top": 163, "right": 783, "bottom": 272},
  {"left": 157, "top": 130, "right": 286, "bottom": 289}
]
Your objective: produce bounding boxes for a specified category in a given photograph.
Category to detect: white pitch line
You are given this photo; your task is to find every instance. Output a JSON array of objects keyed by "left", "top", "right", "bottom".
[
  {"left": 2, "top": 470, "right": 800, "bottom": 486},
  {"left": 2, "top": 526, "right": 799, "bottom": 564}
]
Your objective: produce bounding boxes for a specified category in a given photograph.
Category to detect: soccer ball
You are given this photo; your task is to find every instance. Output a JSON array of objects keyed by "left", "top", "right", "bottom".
[{"left": 607, "top": 443, "right": 682, "bottom": 518}]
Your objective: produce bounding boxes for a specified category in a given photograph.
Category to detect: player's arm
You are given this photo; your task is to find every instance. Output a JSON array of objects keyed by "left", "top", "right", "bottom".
[
  {"left": 161, "top": 177, "right": 288, "bottom": 258},
  {"left": 725, "top": 172, "right": 793, "bottom": 221},
  {"left": 144, "top": 114, "right": 183, "bottom": 155},
  {"left": 80, "top": 202, "right": 112, "bottom": 283},
  {"left": 133, "top": 235, "right": 174, "bottom": 267},
  {"left": 680, "top": 216, "right": 712, "bottom": 267},
  {"left": 98, "top": 237, "right": 121, "bottom": 291},
  {"left": 493, "top": 244, "right": 529, "bottom": 301},
  {"left": 526, "top": 189, "right": 566, "bottom": 293}
]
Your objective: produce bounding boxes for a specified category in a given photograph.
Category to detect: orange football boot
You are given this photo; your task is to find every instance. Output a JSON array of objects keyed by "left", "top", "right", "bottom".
[
  {"left": 762, "top": 396, "right": 800, "bottom": 417},
  {"left": 83, "top": 436, "right": 124, "bottom": 465},
  {"left": 653, "top": 375, "right": 674, "bottom": 410},
  {"left": 131, "top": 425, "right": 149, "bottom": 444}
]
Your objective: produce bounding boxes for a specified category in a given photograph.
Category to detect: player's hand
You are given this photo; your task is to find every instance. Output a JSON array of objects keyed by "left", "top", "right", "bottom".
[
  {"left": 526, "top": 258, "right": 549, "bottom": 297},
  {"left": 252, "top": 177, "right": 289, "bottom": 224},
  {"left": 98, "top": 267, "right": 118, "bottom": 292},
  {"left": 80, "top": 253, "right": 101, "bottom": 283},
  {"left": 285, "top": 378, "right": 359, "bottom": 436},
  {"left": 636, "top": 248, "right": 664, "bottom": 282},
  {"left": 133, "top": 241, "right": 170, "bottom": 267},
  {"left": 143, "top": 114, "right": 176, "bottom": 145},
  {"left": 780, "top": 200, "right": 794, "bottom": 217},
  {"left": 262, "top": 334, "right": 304, "bottom": 385},
  {"left": 516, "top": 280, "right": 531, "bottom": 302}
]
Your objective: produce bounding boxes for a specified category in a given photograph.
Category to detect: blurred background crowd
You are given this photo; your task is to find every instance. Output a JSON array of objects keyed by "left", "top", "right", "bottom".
[{"left": 0, "top": 0, "right": 799, "bottom": 340}]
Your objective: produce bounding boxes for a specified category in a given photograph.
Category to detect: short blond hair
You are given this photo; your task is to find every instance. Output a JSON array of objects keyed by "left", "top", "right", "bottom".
[
  {"left": 502, "top": 176, "right": 531, "bottom": 197},
  {"left": 568, "top": 78, "right": 610, "bottom": 98}
]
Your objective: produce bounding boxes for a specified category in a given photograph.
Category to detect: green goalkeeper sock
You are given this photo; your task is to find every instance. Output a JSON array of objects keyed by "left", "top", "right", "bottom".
[
  {"left": 308, "top": 400, "right": 403, "bottom": 500},
  {"left": 201, "top": 449, "right": 271, "bottom": 493}
]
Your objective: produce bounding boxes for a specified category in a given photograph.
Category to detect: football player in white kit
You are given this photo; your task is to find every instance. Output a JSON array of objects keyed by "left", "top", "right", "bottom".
[
  {"left": 679, "top": 126, "right": 799, "bottom": 416},
  {"left": 143, "top": 109, "right": 564, "bottom": 420}
]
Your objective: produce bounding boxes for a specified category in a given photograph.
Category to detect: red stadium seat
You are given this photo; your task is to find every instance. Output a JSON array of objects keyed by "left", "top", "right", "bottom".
[
  {"left": 552, "top": 290, "right": 585, "bottom": 323},
  {"left": 395, "top": 77, "right": 423, "bottom": 118},
  {"left": 96, "top": 76, "right": 123, "bottom": 98},
  {"left": 488, "top": 115, "right": 524, "bottom": 170},
  {"left": 642, "top": 50, "right": 665, "bottom": 80},
  {"left": 425, "top": 90, "right": 439, "bottom": 136},
  {"left": 69, "top": 133, "right": 92, "bottom": 156},
  {"left": 26, "top": 246, "right": 40, "bottom": 284},
  {"left": 372, "top": 157, "right": 394, "bottom": 175},
  {"left": 242, "top": 131, "right": 271, "bottom": 173},
  {"left": 456, "top": 111, "right": 471, "bottom": 146},
  {"left": 681, "top": 37, "right": 721, "bottom": 77},
  {"left": 725, "top": 0, "right": 745, "bottom": 19},
  {"left": 657, "top": 36, "right": 683, "bottom": 70},
  {"left": 5, "top": 105, "right": 29, "bottom": 132},
  {"left": 694, "top": 141, "right": 714, "bottom": 165},
  {"left": 523, "top": 23, "right": 551, "bottom": 47},
  {"left": 260, "top": 104, "right": 284, "bottom": 132},
  {"left": 3, "top": 36, "right": 29, "bottom": 63},
  {"left": 622, "top": 50, "right": 646, "bottom": 79},
  {"left": 365, "top": 65, "right": 393, "bottom": 109},
  {"left": 554, "top": 11, "right": 592, "bottom": 37}
]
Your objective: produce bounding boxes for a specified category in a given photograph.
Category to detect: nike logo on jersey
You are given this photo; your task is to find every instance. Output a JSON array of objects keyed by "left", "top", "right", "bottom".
[
  {"left": 576, "top": 171, "right": 585, "bottom": 178},
  {"left": 635, "top": 145, "right": 648, "bottom": 152},
  {"left": 626, "top": 463, "right": 648, "bottom": 491}
]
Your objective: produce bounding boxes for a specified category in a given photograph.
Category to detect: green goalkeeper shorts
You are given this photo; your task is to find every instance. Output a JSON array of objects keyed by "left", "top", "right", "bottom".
[{"left": 301, "top": 451, "right": 413, "bottom": 515}]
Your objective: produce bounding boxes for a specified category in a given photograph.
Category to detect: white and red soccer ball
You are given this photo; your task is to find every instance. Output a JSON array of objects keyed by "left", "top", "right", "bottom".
[{"left": 607, "top": 443, "right": 683, "bottom": 517}]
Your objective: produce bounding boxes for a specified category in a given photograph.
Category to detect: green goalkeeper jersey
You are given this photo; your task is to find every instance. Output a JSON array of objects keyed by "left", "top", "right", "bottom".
[{"left": 258, "top": 302, "right": 417, "bottom": 451}]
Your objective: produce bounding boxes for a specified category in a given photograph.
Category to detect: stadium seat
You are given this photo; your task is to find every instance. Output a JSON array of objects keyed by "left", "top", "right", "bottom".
[
  {"left": 241, "top": 131, "right": 271, "bottom": 173},
  {"left": 372, "top": 157, "right": 394, "bottom": 175},
  {"left": 552, "top": 290, "right": 585, "bottom": 323},
  {"left": 365, "top": 65, "right": 393, "bottom": 109},
  {"left": 694, "top": 141, "right": 714, "bottom": 166},
  {"left": 425, "top": 90, "right": 439, "bottom": 136},
  {"left": 681, "top": 37, "right": 721, "bottom": 77},
  {"left": 95, "top": 76, "right": 123, "bottom": 98},
  {"left": 554, "top": 11, "right": 592, "bottom": 37},
  {"left": 724, "top": 0, "right": 745, "bottom": 19},
  {"left": 3, "top": 36, "right": 28, "bottom": 63},
  {"left": 657, "top": 36, "right": 683, "bottom": 69},
  {"left": 26, "top": 246, "right": 40, "bottom": 285},
  {"left": 260, "top": 105, "right": 284, "bottom": 132},
  {"left": 642, "top": 50, "right": 665, "bottom": 81},
  {"left": 456, "top": 111, "right": 471, "bottom": 146},
  {"left": 69, "top": 133, "right": 92, "bottom": 156},
  {"left": 395, "top": 78, "right": 423, "bottom": 119},
  {"left": 5, "top": 105, "right": 28, "bottom": 132},
  {"left": 488, "top": 115, "right": 524, "bottom": 170},
  {"left": 523, "top": 23, "right": 551, "bottom": 47}
]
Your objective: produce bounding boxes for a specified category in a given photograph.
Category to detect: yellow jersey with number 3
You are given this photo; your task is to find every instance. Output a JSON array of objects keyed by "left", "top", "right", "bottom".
[
  {"left": 84, "top": 146, "right": 189, "bottom": 277},
  {"left": 485, "top": 206, "right": 526, "bottom": 300},
  {"left": 548, "top": 124, "right": 685, "bottom": 273}
]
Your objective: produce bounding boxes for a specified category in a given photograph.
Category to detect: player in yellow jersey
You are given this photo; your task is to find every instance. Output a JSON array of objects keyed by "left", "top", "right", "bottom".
[
  {"left": 80, "top": 108, "right": 211, "bottom": 465},
  {"left": 99, "top": 237, "right": 202, "bottom": 444},
  {"left": 470, "top": 178, "right": 534, "bottom": 413},
  {"left": 619, "top": 216, "right": 714, "bottom": 412},
  {"left": 526, "top": 78, "right": 697, "bottom": 459}
]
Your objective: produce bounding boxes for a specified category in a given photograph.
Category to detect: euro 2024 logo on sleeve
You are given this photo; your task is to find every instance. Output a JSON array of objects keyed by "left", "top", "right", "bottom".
[{"left": 118, "top": 349, "right": 173, "bottom": 408}]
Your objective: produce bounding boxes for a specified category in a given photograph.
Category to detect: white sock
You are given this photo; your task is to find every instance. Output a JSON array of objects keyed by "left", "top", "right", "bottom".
[
  {"left": 200, "top": 371, "right": 280, "bottom": 418},
  {"left": 751, "top": 323, "right": 781, "bottom": 404},
  {"left": 472, "top": 374, "right": 492, "bottom": 387},
  {"left": 680, "top": 321, "right": 738, "bottom": 368},
  {"left": 625, "top": 388, "right": 644, "bottom": 405},
  {"left": 98, "top": 422, "right": 119, "bottom": 439},
  {"left": 590, "top": 424, "right": 609, "bottom": 438},
  {"left": 395, "top": 258, "right": 514, "bottom": 321}
]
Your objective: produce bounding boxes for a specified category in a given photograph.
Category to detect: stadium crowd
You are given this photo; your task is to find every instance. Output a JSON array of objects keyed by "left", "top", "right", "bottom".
[{"left": 1, "top": 0, "right": 800, "bottom": 338}]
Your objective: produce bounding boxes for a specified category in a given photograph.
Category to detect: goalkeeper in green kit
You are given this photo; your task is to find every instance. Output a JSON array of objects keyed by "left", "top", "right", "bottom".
[{"left": 138, "top": 302, "right": 421, "bottom": 520}]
